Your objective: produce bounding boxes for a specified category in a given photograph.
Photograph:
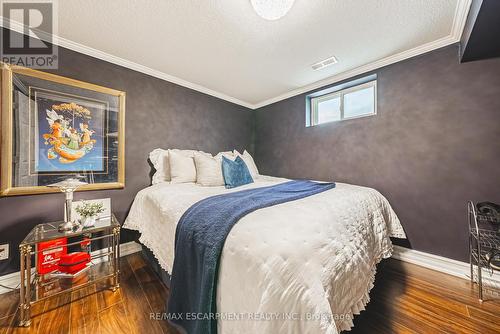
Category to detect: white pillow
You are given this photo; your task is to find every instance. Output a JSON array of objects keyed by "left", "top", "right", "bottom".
[
  {"left": 149, "top": 148, "right": 202, "bottom": 184},
  {"left": 149, "top": 149, "right": 169, "bottom": 184},
  {"left": 234, "top": 150, "right": 259, "bottom": 179},
  {"left": 194, "top": 153, "right": 224, "bottom": 186},
  {"left": 215, "top": 151, "right": 236, "bottom": 160},
  {"left": 169, "top": 150, "right": 197, "bottom": 183}
]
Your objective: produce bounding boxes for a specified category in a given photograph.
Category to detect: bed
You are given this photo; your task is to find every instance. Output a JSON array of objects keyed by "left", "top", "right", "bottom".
[{"left": 123, "top": 175, "right": 405, "bottom": 333}]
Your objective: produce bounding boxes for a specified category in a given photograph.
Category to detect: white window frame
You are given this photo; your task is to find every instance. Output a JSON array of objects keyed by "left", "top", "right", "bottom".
[{"left": 310, "top": 80, "right": 377, "bottom": 126}]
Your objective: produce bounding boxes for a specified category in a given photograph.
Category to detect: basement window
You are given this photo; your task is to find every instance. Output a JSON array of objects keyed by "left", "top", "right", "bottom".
[{"left": 307, "top": 77, "right": 377, "bottom": 126}]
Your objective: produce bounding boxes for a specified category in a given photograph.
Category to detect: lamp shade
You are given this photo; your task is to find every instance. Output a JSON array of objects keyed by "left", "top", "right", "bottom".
[
  {"left": 47, "top": 178, "right": 87, "bottom": 192},
  {"left": 250, "top": 0, "right": 295, "bottom": 20}
]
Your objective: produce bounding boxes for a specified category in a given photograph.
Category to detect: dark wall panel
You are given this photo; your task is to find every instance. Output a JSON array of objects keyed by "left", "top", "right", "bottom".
[
  {"left": 254, "top": 45, "right": 500, "bottom": 262},
  {"left": 0, "top": 30, "right": 253, "bottom": 275},
  {"left": 460, "top": 0, "right": 500, "bottom": 62}
]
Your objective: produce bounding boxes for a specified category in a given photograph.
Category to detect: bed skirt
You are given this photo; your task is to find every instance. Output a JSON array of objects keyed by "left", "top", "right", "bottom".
[{"left": 141, "top": 244, "right": 172, "bottom": 288}]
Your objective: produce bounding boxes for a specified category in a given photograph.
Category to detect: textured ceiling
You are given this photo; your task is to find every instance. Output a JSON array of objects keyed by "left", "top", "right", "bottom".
[{"left": 30, "top": 1, "right": 467, "bottom": 106}]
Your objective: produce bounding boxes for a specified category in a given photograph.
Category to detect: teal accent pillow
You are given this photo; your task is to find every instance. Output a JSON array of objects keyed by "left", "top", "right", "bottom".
[{"left": 221, "top": 156, "right": 254, "bottom": 189}]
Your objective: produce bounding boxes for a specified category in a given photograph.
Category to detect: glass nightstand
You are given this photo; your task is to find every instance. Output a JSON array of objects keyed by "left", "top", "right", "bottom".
[{"left": 18, "top": 214, "right": 120, "bottom": 327}]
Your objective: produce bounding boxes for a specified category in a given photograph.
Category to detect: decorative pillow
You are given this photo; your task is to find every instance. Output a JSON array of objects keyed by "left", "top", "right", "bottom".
[
  {"left": 221, "top": 156, "right": 254, "bottom": 189},
  {"left": 234, "top": 150, "right": 259, "bottom": 179},
  {"left": 194, "top": 153, "right": 224, "bottom": 186},
  {"left": 169, "top": 150, "right": 197, "bottom": 183},
  {"left": 149, "top": 148, "right": 205, "bottom": 184},
  {"left": 149, "top": 148, "right": 169, "bottom": 184}
]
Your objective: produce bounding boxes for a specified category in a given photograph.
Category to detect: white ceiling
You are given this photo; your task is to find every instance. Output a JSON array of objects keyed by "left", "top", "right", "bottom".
[{"left": 6, "top": 0, "right": 472, "bottom": 108}]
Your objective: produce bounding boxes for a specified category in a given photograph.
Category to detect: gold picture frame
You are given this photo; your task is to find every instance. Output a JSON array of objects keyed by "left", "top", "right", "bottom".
[{"left": 0, "top": 63, "right": 125, "bottom": 196}]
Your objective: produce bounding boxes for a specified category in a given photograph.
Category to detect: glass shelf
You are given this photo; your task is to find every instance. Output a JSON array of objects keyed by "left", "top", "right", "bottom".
[
  {"left": 18, "top": 213, "right": 120, "bottom": 327},
  {"left": 21, "top": 215, "right": 119, "bottom": 247},
  {"left": 32, "top": 261, "right": 116, "bottom": 302}
]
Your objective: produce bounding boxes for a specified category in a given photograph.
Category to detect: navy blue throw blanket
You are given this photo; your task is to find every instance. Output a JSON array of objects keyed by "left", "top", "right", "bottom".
[{"left": 167, "top": 180, "right": 335, "bottom": 334}]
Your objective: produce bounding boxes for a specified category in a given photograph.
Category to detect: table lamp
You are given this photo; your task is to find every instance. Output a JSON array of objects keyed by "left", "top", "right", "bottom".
[{"left": 47, "top": 177, "right": 87, "bottom": 232}]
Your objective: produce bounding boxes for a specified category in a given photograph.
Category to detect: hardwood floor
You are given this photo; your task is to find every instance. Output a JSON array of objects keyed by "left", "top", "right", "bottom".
[
  {"left": 350, "top": 260, "right": 500, "bottom": 334},
  {"left": 0, "top": 253, "right": 499, "bottom": 334},
  {"left": 0, "top": 254, "right": 178, "bottom": 334}
]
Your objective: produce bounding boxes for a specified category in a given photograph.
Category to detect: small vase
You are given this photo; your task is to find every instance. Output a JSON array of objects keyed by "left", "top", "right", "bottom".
[{"left": 81, "top": 216, "right": 96, "bottom": 227}]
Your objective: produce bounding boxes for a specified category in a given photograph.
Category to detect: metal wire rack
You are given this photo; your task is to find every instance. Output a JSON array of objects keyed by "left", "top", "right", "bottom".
[{"left": 468, "top": 201, "right": 500, "bottom": 301}]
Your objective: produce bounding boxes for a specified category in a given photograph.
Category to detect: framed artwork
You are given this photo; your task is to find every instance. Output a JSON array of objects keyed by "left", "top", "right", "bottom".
[{"left": 1, "top": 64, "right": 125, "bottom": 196}]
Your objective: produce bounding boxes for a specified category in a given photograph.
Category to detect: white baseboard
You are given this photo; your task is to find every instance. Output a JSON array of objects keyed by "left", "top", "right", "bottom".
[
  {"left": 0, "top": 241, "right": 142, "bottom": 295},
  {"left": 2, "top": 242, "right": 496, "bottom": 295},
  {"left": 392, "top": 245, "right": 500, "bottom": 286},
  {"left": 92, "top": 240, "right": 142, "bottom": 259}
]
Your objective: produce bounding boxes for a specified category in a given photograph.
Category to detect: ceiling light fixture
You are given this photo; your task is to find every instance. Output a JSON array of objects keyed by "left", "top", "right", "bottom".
[
  {"left": 250, "top": 0, "right": 295, "bottom": 21},
  {"left": 311, "top": 56, "right": 338, "bottom": 70}
]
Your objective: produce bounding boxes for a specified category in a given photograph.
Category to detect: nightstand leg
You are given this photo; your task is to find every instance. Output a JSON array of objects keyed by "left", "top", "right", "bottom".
[
  {"left": 116, "top": 228, "right": 120, "bottom": 288},
  {"left": 111, "top": 229, "right": 118, "bottom": 291},
  {"left": 25, "top": 246, "right": 32, "bottom": 326},
  {"left": 107, "top": 235, "right": 112, "bottom": 263},
  {"left": 18, "top": 246, "right": 25, "bottom": 327}
]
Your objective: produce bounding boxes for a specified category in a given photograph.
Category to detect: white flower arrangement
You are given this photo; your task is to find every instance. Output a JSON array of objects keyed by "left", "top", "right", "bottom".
[{"left": 75, "top": 201, "right": 104, "bottom": 218}]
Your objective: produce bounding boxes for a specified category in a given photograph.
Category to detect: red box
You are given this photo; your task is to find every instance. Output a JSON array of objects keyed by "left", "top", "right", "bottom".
[
  {"left": 37, "top": 238, "right": 67, "bottom": 275},
  {"left": 58, "top": 252, "right": 90, "bottom": 274}
]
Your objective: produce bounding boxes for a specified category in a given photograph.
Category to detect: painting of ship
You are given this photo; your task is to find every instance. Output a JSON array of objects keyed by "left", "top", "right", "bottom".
[
  {"left": 42, "top": 105, "right": 97, "bottom": 164},
  {"left": 33, "top": 89, "right": 107, "bottom": 174}
]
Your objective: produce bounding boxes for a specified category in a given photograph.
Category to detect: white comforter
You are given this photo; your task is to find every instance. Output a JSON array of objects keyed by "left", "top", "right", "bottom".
[{"left": 123, "top": 176, "right": 405, "bottom": 333}]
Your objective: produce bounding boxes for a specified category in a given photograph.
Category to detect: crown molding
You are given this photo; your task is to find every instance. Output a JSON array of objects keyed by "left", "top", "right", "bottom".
[
  {"left": 0, "top": 17, "right": 255, "bottom": 109},
  {"left": 252, "top": 35, "right": 458, "bottom": 109},
  {"left": 450, "top": 0, "right": 474, "bottom": 41},
  {"left": 253, "top": 0, "right": 472, "bottom": 109},
  {"left": 0, "top": 0, "right": 472, "bottom": 110},
  {"left": 56, "top": 37, "right": 255, "bottom": 109}
]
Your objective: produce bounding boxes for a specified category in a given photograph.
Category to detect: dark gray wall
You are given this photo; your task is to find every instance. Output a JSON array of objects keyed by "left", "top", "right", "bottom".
[
  {"left": 1, "top": 38, "right": 498, "bottom": 277},
  {"left": 0, "top": 31, "right": 253, "bottom": 275},
  {"left": 254, "top": 45, "right": 500, "bottom": 262},
  {"left": 460, "top": 0, "right": 500, "bottom": 62}
]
